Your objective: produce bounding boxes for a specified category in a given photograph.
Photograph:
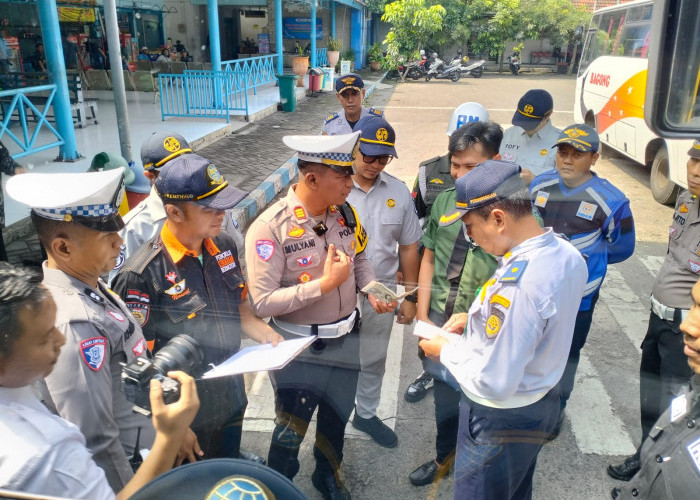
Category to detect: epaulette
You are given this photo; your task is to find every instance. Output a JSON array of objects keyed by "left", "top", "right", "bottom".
[
  {"left": 258, "top": 200, "right": 287, "bottom": 224},
  {"left": 418, "top": 155, "right": 442, "bottom": 167},
  {"left": 324, "top": 112, "right": 340, "bottom": 123},
  {"left": 120, "top": 238, "right": 163, "bottom": 275},
  {"left": 499, "top": 260, "right": 528, "bottom": 283},
  {"left": 368, "top": 108, "right": 383, "bottom": 116},
  {"left": 382, "top": 171, "right": 401, "bottom": 182}
]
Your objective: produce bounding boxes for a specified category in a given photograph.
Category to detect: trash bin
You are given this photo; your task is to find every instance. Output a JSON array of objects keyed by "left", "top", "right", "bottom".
[
  {"left": 277, "top": 74, "right": 299, "bottom": 112},
  {"left": 321, "top": 67, "right": 335, "bottom": 92},
  {"left": 308, "top": 67, "right": 324, "bottom": 92}
]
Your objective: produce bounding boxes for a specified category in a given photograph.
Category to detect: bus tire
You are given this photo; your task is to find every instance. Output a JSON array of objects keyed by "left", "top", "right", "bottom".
[{"left": 651, "top": 146, "right": 680, "bottom": 205}]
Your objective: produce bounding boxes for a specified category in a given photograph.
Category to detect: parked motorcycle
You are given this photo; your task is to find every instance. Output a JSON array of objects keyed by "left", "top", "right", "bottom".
[
  {"left": 425, "top": 53, "right": 461, "bottom": 82},
  {"left": 508, "top": 52, "right": 521, "bottom": 75},
  {"left": 462, "top": 58, "right": 485, "bottom": 78}
]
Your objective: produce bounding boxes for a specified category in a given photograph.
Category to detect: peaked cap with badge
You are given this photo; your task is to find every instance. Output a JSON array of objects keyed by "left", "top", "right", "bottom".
[
  {"left": 335, "top": 73, "right": 364, "bottom": 94},
  {"left": 689, "top": 139, "right": 700, "bottom": 159},
  {"left": 7, "top": 168, "right": 126, "bottom": 232},
  {"left": 284, "top": 131, "right": 361, "bottom": 175},
  {"left": 440, "top": 160, "right": 525, "bottom": 226},
  {"left": 512, "top": 89, "right": 553, "bottom": 130},
  {"left": 141, "top": 131, "right": 192, "bottom": 171},
  {"left": 355, "top": 115, "right": 398, "bottom": 158},
  {"left": 553, "top": 123, "right": 600, "bottom": 153},
  {"left": 155, "top": 154, "right": 247, "bottom": 210}
]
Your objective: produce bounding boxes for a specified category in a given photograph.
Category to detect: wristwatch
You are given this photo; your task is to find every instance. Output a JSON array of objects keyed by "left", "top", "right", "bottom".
[{"left": 404, "top": 293, "right": 417, "bottom": 303}]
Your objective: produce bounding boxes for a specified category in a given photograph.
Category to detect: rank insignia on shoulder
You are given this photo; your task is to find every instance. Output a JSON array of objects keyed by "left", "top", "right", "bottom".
[
  {"left": 370, "top": 108, "right": 383, "bottom": 116},
  {"left": 500, "top": 261, "right": 528, "bottom": 282},
  {"left": 439, "top": 212, "right": 461, "bottom": 225},
  {"left": 429, "top": 178, "right": 444, "bottom": 184},
  {"left": 325, "top": 113, "right": 339, "bottom": 122},
  {"left": 293, "top": 205, "right": 307, "bottom": 220},
  {"left": 80, "top": 337, "right": 106, "bottom": 371},
  {"left": 86, "top": 289, "right": 104, "bottom": 304}
]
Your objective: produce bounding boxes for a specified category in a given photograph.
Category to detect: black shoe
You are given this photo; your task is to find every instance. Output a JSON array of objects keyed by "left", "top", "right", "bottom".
[
  {"left": 239, "top": 450, "right": 266, "bottom": 465},
  {"left": 311, "top": 469, "right": 351, "bottom": 500},
  {"left": 352, "top": 414, "right": 398, "bottom": 448},
  {"left": 611, "top": 487, "right": 621, "bottom": 499},
  {"left": 607, "top": 455, "right": 640, "bottom": 481},
  {"left": 408, "top": 459, "right": 450, "bottom": 486},
  {"left": 404, "top": 374, "right": 434, "bottom": 403}
]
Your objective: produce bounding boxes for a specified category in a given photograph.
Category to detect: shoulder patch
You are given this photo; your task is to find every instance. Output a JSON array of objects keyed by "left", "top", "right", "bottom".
[
  {"left": 500, "top": 260, "right": 528, "bottom": 283},
  {"left": 258, "top": 200, "right": 287, "bottom": 224},
  {"left": 369, "top": 108, "right": 383, "bottom": 116},
  {"left": 80, "top": 337, "right": 106, "bottom": 371},
  {"left": 325, "top": 112, "right": 339, "bottom": 123}
]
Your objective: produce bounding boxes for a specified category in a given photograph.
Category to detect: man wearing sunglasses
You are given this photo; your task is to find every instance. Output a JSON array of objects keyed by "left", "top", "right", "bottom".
[{"left": 347, "top": 116, "right": 422, "bottom": 448}]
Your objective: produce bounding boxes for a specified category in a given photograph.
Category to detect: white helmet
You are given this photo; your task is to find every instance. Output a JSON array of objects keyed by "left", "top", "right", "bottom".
[
  {"left": 446, "top": 102, "right": 490, "bottom": 136},
  {"left": 419, "top": 49, "right": 425, "bottom": 56}
]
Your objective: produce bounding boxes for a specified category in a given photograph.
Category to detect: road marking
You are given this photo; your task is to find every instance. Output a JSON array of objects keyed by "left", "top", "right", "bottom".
[
  {"left": 639, "top": 255, "right": 664, "bottom": 277},
  {"left": 243, "top": 319, "right": 405, "bottom": 438},
  {"left": 599, "top": 266, "right": 649, "bottom": 348},
  {"left": 567, "top": 352, "right": 637, "bottom": 455}
]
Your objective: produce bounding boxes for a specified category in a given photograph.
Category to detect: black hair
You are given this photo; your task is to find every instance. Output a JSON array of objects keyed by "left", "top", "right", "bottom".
[
  {"left": 448, "top": 121, "right": 503, "bottom": 160},
  {"left": 470, "top": 187, "right": 533, "bottom": 220},
  {"left": 31, "top": 211, "right": 77, "bottom": 250},
  {"left": 0, "top": 262, "right": 48, "bottom": 357}
]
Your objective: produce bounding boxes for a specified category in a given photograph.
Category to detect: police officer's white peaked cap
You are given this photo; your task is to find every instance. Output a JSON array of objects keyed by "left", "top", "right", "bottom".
[
  {"left": 284, "top": 131, "right": 361, "bottom": 172},
  {"left": 7, "top": 168, "right": 125, "bottom": 231}
]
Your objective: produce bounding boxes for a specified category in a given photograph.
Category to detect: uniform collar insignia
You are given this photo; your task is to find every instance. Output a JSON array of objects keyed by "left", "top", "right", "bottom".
[{"left": 85, "top": 288, "right": 104, "bottom": 304}]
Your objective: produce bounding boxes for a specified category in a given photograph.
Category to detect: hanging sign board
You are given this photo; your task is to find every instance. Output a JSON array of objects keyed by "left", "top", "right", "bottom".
[{"left": 283, "top": 18, "right": 322, "bottom": 40}]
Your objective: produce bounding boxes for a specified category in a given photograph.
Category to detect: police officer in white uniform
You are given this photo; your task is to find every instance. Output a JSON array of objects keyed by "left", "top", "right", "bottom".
[
  {"left": 420, "top": 160, "right": 587, "bottom": 500},
  {"left": 5, "top": 169, "right": 175, "bottom": 491},
  {"left": 0, "top": 262, "right": 200, "bottom": 500},
  {"left": 499, "top": 89, "right": 561, "bottom": 185},
  {"left": 347, "top": 115, "right": 422, "bottom": 448},
  {"left": 322, "top": 73, "right": 384, "bottom": 136},
  {"left": 110, "top": 131, "right": 244, "bottom": 282}
]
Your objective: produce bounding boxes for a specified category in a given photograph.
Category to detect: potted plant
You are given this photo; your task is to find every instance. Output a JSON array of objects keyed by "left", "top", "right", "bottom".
[
  {"left": 367, "top": 43, "right": 383, "bottom": 72},
  {"left": 327, "top": 37, "right": 342, "bottom": 68},
  {"left": 291, "top": 41, "right": 309, "bottom": 88},
  {"left": 340, "top": 48, "right": 356, "bottom": 73}
]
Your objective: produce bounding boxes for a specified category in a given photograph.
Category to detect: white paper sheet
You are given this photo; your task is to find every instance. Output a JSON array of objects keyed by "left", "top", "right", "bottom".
[
  {"left": 201, "top": 336, "right": 316, "bottom": 379},
  {"left": 412, "top": 320, "right": 462, "bottom": 342}
]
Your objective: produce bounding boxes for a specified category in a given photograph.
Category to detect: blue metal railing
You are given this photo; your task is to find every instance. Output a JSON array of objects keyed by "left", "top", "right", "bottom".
[
  {"left": 0, "top": 85, "right": 65, "bottom": 159},
  {"left": 316, "top": 48, "right": 328, "bottom": 67},
  {"left": 221, "top": 54, "right": 279, "bottom": 95},
  {"left": 159, "top": 71, "right": 249, "bottom": 123}
]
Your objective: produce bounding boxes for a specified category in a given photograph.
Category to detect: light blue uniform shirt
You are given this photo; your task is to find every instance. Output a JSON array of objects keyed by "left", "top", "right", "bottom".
[
  {"left": 441, "top": 228, "right": 587, "bottom": 408},
  {"left": 347, "top": 171, "right": 422, "bottom": 282},
  {"left": 499, "top": 121, "right": 561, "bottom": 177},
  {"left": 322, "top": 107, "right": 383, "bottom": 135}
]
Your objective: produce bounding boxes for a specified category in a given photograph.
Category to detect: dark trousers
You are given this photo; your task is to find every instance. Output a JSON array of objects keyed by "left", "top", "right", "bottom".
[
  {"left": 639, "top": 310, "right": 693, "bottom": 443},
  {"left": 454, "top": 387, "right": 560, "bottom": 500},
  {"left": 267, "top": 360, "right": 359, "bottom": 479},
  {"left": 558, "top": 292, "right": 599, "bottom": 410}
]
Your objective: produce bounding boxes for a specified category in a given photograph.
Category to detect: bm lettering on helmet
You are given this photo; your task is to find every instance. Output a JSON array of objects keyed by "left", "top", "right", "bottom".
[{"left": 589, "top": 72, "right": 611, "bottom": 87}]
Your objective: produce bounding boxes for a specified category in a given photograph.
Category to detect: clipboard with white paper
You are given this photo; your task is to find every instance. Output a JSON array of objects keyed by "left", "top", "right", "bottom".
[{"left": 201, "top": 336, "right": 316, "bottom": 379}]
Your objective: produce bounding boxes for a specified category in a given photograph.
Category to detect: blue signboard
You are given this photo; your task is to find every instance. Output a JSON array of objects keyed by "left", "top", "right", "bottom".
[{"left": 283, "top": 17, "right": 322, "bottom": 40}]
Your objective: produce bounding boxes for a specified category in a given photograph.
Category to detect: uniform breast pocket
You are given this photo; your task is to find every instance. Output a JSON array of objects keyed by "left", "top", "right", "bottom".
[
  {"left": 286, "top": 250, "right": 321, "bottom": 271},
  {"left": 165, "top": 292, "right": 207, "bottom": 323},
  {"left": 381, "top": 212, "right": 403, "bottom": 241}
]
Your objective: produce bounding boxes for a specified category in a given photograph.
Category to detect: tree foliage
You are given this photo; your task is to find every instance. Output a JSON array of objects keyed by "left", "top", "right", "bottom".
[{"left": 381, "top": 0, "right": 446, "bottom": 66}]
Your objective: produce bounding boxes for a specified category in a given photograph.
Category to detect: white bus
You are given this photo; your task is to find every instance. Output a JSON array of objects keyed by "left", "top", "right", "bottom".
[{"left": 574, "top": 0, "right": 694, "bottom": 204}]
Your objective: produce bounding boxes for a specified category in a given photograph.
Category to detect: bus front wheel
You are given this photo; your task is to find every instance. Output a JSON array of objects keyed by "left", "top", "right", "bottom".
[{"left": 651, "top": 146, "right": 680, "bottom": 205}]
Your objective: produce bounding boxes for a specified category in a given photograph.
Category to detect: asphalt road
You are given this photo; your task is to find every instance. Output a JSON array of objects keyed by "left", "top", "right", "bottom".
[{"left": 241, "top": 73, "right": 677, "bottom": 500}]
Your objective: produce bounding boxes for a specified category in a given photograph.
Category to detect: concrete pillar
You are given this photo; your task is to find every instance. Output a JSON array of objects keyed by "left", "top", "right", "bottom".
[
  {"left": 103, "top": 0, "right": 133, "bottom": 163},
  {"left": 208, "top": 0, "right": 221, "bottom": 70},
  {"left": 37, "top": 0, "right": 79, "bottom": 160},
  {"left": 275, "top": 0, "right": 283, "bottom": 75},
  {"left": 310, "top": 0, "right": 317, "bottom": 68}
]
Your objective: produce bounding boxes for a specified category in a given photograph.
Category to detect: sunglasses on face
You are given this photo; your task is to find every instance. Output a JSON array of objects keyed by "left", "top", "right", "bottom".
[{"left": 362, "top": 154, "right": 393, "bottom": 165}]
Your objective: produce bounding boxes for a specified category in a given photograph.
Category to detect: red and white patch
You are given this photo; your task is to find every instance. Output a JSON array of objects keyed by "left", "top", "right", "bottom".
[
  {"left": 298, "top": 272, "right": 312, "bottom": 283},
  {"left": 689, "top": 260, "right": 700, "bottom": 274},
  {"left": 669, "top": 226, "right": 677, "bottom": 237},
  {"left": 256, "top": 239, "right": 275, "bottom": 261},
  {"left": 337, "top": 218, "right": 346, "bottom": 227},
  {"left": 296, "top": 255, "right": 313, "bottom": 267},
  {"left": 131, "top": 338, "right": 147, "bottom": 357},
  {"left": 108, "top": 311, "right": 125, "bottom": 322},
  {"left": 80, "top": 337, "right": 106, "bottom": 371},
  {"left": 165, "top": 272, "right": 178, "bottom": 284}
]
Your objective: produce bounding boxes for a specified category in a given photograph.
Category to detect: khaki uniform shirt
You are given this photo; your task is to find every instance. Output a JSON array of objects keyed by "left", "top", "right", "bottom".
[
  {"left": 653, "top": 190, "right": 700, "bottom": 309},
  {"left": 245, "top": 185, "right": 374, "bottom": 325},
  {"left": 39, "top": 265, "right": 155, "bottom": 492}
]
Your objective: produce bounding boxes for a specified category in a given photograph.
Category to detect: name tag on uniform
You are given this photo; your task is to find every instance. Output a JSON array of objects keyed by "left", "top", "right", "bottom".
[
  {"left": 534, "top": 191, "right": 549, "bottom": 208},
  {"left": 687, "top": 436, "right": 700, "bottom": 474},
  {"left": 670, "top": 394, "right": 687, "bottom": 422}
]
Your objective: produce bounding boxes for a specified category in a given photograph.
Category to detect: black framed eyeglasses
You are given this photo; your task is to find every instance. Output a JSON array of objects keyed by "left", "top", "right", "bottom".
[{"left": 362, "top": 154, "right": 393, "bottom": 165}]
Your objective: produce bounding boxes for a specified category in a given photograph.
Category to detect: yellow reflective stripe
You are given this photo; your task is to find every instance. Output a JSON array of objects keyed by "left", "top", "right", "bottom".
[
  {"left": 153, "top": 148, "right": 193, "bottom": 168},
  {"left": 194, "top": 181, "right": 229, "bottom": 201},
  {"left": 360, "top": 137, "right": 395, "bottom": 146}
]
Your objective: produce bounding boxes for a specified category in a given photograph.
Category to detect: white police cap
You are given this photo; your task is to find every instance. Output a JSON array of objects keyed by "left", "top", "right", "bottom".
[
  {"left": 283, "top": 131, "right": 361, "bottom": 175},
  {"left": 7, "top": 168, "right": 126, "bottom": 232},
  {"left": 446, "top": 102, "right": 490, "bottom": 136}
]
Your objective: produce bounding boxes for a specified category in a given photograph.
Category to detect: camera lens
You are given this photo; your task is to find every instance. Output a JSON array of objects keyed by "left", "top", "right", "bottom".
[{"left": 151, "top": 334, "right": 203, "bottom": 376}]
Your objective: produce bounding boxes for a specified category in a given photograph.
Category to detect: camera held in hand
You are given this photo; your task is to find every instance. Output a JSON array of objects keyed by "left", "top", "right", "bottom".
[{"left": 121, "top": 334, "right": 203, "bottom": 415}]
